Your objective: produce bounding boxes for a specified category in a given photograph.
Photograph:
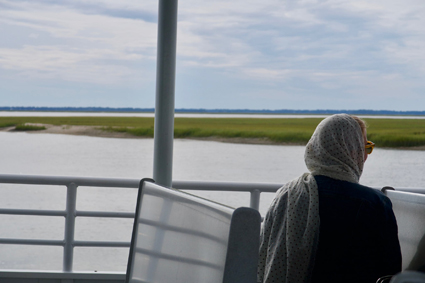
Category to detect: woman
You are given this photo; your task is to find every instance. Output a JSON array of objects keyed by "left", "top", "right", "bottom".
[{"left": 257, "top": 114, "right": 401, "bottom": 283}]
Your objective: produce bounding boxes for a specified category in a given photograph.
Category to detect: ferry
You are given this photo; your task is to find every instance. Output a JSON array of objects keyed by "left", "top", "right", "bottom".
[{"left": 1, "top": 1, "right": 425, "bottom": 282}]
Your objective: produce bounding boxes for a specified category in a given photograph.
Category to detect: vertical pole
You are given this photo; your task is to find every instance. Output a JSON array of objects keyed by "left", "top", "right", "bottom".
[
  {"left": 250, "top": 189, "right": 261, "bottom": 211},
  {"left": 153, "top": 0, "right": 179, "bottom": 188},
  {"left": 63, "top": 182, "right": 77, "bottom": 272}
]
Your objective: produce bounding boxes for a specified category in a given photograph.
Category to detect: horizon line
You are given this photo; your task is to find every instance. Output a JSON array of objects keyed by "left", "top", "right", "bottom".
[{"left": 1, "top": 106, "right": 425, "bottom": 115}]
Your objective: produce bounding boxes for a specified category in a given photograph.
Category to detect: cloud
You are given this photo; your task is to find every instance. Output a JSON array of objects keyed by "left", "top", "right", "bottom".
[
  {"left": 1, "top": 0, "right": 425, "bottom": 109},
  {"left": 2, "top": 0, "right": 158, "bottom": 22},
  {"left": 176, "top": 0, "right": 425, "bottom": 78},
  {"left": 0, "top": 0, "right": 157, "bottom": 84},
  {"left": 0, "top": 45, "right": 145, "bottom": 84}
]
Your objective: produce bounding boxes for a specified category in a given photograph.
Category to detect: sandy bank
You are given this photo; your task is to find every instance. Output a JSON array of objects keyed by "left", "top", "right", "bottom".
[{"left": 1, "top": 124, "right": 139, "bottom": 139}]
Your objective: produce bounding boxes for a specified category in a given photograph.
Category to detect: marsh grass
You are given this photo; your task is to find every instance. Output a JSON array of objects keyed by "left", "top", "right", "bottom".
[
  {"left": 14, "top": 124, "right": 46, "bottom": 131},
  {"left": 1, "top": 116, "right": 425, "bottom": 148},
  {"left": 365, "top": 119, "right": 425, "bottom": 147},
  {"left": 0, "top": 122, "right": 15, "bottom": 128},
  {"left": 101, "top": 126, "right": 155, "bottom": 137}
]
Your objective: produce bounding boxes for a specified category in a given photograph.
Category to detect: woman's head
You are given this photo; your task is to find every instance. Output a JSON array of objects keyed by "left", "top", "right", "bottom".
[{"left": 304, "top": 114, "right": 366, "bottom": 183}]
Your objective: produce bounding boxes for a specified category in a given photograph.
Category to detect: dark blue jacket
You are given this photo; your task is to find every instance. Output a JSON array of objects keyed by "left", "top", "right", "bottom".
[{"left": 311, "top": 175, "right": 402, "bottom": 283}]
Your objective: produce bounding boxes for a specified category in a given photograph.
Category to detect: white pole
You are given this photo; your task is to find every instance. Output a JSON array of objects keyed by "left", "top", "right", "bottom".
[{"left": 153, "top": 0, "right": 178, "bottom": 187}]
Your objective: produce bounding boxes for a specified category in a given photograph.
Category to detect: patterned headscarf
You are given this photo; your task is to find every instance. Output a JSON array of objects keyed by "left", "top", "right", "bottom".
[
  {"left": 305, "top": 113, "right": 365, "bottom": 183},
  {"left": 258, "top": 114, "right": 365, "bottom": 283}
]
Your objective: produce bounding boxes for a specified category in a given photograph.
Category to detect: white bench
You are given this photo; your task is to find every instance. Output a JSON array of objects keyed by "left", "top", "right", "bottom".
[
  {"left": 126, "top": 179, "right": 261, "bottom": 283},
  {"left": 383, "top": 189, "right": 425, "bottom": 272}
]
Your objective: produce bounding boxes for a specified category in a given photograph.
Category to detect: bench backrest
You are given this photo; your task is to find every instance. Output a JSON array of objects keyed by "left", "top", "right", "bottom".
[
  {"left": 385, "top": 190, "right": 425, "bottom": 270},
  {"left": 126, "top": 179, "right": 261, "bottom": 283}
]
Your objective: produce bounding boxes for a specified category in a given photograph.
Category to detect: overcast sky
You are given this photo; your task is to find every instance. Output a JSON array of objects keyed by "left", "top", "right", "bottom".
[{"left": 1, "top": 0, "right": 424, "bottom": 110}]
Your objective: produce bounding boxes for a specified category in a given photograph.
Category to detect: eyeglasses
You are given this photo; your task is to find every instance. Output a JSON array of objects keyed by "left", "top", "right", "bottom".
[{"left": 365, "top": 141, "right": 375, "bottom": 155}]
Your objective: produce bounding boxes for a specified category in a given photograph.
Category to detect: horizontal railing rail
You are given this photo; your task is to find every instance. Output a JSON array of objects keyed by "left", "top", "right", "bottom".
[
  {"left": 0, "top": 174, "right": 141, "bottom": 272},
  {"left": 0, "top": 174, "right": 282, "bottom": 273},
  {"left": 1, "top": 173, "right": 425, "bottom": 273},
  {"left": 0, "top": 270, "right": 126, "bottom": 283}
]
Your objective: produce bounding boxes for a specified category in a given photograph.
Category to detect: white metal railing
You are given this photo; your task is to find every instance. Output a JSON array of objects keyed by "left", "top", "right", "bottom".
[
  {"left": 0, "top": 174, "right": 281, "bottom": 272},
  {"left": 0, "top": 174, "right": 140, "bottom": 272},
  {"left": 1, "top": 173, "right": 425, "bottom": 273}
]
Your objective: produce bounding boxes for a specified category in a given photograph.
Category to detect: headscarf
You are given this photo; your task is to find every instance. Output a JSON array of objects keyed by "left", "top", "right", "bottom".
[
  {"left": 258, "top": 114, "right": 366, "bottom": 283},
  {"left": 305, "top": 113, "right": 365, "bottom": 183}
]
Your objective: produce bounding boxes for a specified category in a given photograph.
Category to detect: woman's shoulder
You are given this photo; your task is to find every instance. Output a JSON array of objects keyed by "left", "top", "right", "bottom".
[{"left": 314, "top": 175, "right": 391, "bottom": 208}]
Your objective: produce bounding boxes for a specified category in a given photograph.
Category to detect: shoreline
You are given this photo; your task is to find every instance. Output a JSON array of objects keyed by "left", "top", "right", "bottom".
[
  {"left": 0, "top": 124, "right": 301, "bottom": 146},
  {"left": 2, "top": 124, "right": 425, "bottom": 150}
]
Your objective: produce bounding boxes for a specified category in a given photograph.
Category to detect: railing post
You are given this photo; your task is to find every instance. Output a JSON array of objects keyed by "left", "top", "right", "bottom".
[
  {"left": 63, "top": 182, "right": 77, "bottom": 272},
  {"left": 250, "top": 189, "right": 261, "bottom": 211}
]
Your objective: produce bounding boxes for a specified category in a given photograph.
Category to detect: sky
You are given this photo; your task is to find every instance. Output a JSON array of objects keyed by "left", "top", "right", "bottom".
[{"left": 1, "top": 0, "right": 424, "bottom": 111}]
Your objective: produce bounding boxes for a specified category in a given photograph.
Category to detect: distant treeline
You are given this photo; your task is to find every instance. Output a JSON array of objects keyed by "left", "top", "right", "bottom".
[{"left": 1, "top": 106, "right": 425, "bottom": 116}]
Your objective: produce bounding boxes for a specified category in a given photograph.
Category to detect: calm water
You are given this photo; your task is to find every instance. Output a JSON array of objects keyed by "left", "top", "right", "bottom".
[{"left": 1, "top": 131, "right": 425, "bottom": 271}]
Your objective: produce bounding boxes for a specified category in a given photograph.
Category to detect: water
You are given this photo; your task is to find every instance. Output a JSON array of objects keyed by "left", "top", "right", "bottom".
[{"left": 1, "top": 131, "right": 425, "bottom": 271}]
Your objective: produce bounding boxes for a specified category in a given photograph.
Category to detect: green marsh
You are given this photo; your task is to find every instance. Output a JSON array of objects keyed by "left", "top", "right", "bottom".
[{"left": 1, "top": 116, "right": 425, "bottom": 148}]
